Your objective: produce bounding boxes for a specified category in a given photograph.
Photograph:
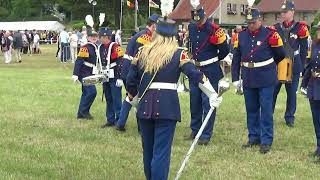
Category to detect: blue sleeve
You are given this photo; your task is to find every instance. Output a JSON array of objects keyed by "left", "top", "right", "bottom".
[
  {"left": 126, "top": 63, "right": 141, "bottom": 97},
  {"left": 181, "top": 62, "right": 203, "bottom": 85},
  {"left": 73, "top": 58, "right": 84, "bottom": 76},
  {"left": 231, "top": 45, "right": 241, "bottom": 82},
  {"left": 299, "top": 37, "right": 308, "bottom": 69},
  {"left": 217, "top": 40, "right": 230, "bottom": 60},
  {"left": 271, "top": 46, "right": 286, "bottom": 64},
  {"left": 301, "top": 61, "right": 312, "bottom": 88}
]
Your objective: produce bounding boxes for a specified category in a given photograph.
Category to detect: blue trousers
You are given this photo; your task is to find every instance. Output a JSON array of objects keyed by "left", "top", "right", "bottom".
[
  {"left": 273, "top": 73, "right": 300, "bottom": 123},
  {"left": 310, "top": 99, "right": 320, "bottom": 148},
  {"left": 116, "top": 99, "right": 132, "bottom": 127},
  {"left": 139, "top": 118, "right": 177, "bottom": 180},
  {"left": 189, "top": 81, "right": 218, "bottom": 140},
  {"left": 244, "top": 86, "right": 274, "bottom": 145},
  {"left": 103, "top": 80, "right": 122, "bottom": 124},
  {"left": 77, "top": 84, "right": 97, "bottom": 116}
]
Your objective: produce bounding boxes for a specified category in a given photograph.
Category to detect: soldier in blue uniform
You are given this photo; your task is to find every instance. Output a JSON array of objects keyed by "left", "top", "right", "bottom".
[
  {"left": 300, "top": 23, "right": 320, "bottom": 158},
  {"left": 99, "top": 27, "right": 125, "bottom": 128},
  {"left": 72, "top": 26, "right": 98, "bottom": 120},
  {"left": 126, "top": 16, "right": 222, "bottom": 180},
  {"left": 115, "top": 14, "right": 159, "bottom": 132},
  {"left": 272, "top": 0, "right": 309, "bottom": 127},
  {"left": 185, "top": 5, "right": 229, "bottom": 145},
  {"left": 232, "top": 8, "right": 286, "bottom": 153}
]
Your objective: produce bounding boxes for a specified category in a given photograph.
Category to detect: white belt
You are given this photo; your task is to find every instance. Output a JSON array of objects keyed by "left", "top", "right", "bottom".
[
  {"left": 149, "top": 82, "right": 177, "bottom": 90},
  {"left": 195, "top": 57, "right": 219, "bottom": 67},
  {"left": 84, "top": 62, "right": 95, "bottom": 68},
  {"left": 294, "top": 50, "right": 299, "bottom": 56},
  {"left": 242, "top": 58, "right": 274, "bottom": 68},
  {"left": 110, "top": 62, "right": 117, "bottom": 68},
  {"left": 124, "top": 54, "right": 134, "bottom": 61}
]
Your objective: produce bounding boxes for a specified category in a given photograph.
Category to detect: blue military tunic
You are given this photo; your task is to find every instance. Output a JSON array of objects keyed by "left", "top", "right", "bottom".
[
  {"left": 100, "top": 42, "right": 124, "bottom": 124},
  {"left": 232, "top": 26, "right": 286, "bottom": 88},
  {"left": 272, "top": 21, "right": 310, "bottom": 125},
  {"left": 73, "top": 43, "right": 97, "bottom": 79},
  {"left": 116, "top": 29, "right": 152, "bottom": 128},
  {"left": 126, "top": 49, "right": 203, "bottom": 121},
  {"left": 301, "top": 42, "right": 320, "bottom": 100},
  {"left": 274, "top": 21, "right": 309, "bottom": 74},
  {"left": 188, "top": 21, "right": 229, "bottom": 83},
  {"left": 121, "top": 29, "right": 152, "bottom": 82},
  {"left": 301, "top": 41, "right": 320, "bottom": 151},
  {"left": 100, "top": 42, "right": 124, "bottom": 79}
]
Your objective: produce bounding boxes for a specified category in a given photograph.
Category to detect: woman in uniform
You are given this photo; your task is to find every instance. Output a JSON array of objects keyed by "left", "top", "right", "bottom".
[
  {"left": 301, "top": 22, "right": 320, "bottom": 159},
  {"left": 126, "top": 16, "right": 223, "bottom": 180}
]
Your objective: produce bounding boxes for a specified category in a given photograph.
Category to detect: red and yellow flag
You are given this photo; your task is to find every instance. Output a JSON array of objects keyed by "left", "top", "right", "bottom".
[{"left": 127, "top": 0, "right": 134, "bottom": 8}]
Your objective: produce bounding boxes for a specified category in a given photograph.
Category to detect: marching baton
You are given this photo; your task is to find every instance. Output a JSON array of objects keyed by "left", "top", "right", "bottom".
[{"left": 174, "top": 82, "right": 230, "bottom": 180}]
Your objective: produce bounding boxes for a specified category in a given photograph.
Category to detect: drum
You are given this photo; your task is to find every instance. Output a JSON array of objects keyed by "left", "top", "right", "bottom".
[
  {"left": 277, "top": 57, "right": 293, "bottom": 84},
  {"left": 82, "top": 74, "right": 108, "bottom": 86}
]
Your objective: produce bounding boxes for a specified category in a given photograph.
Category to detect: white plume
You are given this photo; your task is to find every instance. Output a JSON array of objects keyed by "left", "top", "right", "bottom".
[
  {"left": 85, "top": 15, "right": 94, "bottom": 28},
  {"left": 190, "top": 0, "right": 200, "bottom": 9},
  {"left": 247, "top": 0, "right": 255, "bottom": 7},
  {"left": 160, "top": 0, "right": 174, "bottom": 16},
  {"left": 99, "top": 13, "right": 105, "bottom": 26}
]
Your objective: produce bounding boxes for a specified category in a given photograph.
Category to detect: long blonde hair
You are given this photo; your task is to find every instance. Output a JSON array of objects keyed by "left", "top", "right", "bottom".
[{"left": 138, "top": 32, "right": 178, "bottom": 73}]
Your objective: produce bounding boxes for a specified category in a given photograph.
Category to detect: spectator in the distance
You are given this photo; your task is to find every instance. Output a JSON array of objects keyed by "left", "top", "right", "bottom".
[
  {"left": 12, "top": 30, "right": 23, "bottom": 63},
  {"left": 1, "top": 31, "right": 12, "bottom": 64},
  {"left": 69, "top": 30, "right": 79, "bottom": 63}
]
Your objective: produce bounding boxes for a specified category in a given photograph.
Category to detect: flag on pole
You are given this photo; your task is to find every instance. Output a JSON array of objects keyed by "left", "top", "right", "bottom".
[
  {"left": 127, "top": 0, "right": 134, "bottom": 8},
  {"left": 149, "top": 0, "right": 159, "bottom": 9}
]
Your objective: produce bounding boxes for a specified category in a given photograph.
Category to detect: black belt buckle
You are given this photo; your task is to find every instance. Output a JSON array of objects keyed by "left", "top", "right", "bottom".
[
  {"left": 195, "top": 61, "right": 200, "bottom": 67},
  {"left": 248, "top": 62, "right": 254, "bottom": 68}
]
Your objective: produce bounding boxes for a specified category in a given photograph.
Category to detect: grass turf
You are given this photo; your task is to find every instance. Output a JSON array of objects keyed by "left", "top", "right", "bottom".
[{"left": 0, "top": 45, "right": 319, "bottom": 179}]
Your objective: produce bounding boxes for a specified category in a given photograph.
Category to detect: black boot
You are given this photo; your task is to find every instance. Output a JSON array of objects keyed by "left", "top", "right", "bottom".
[
  {"left": 115, "top": 125, "right": 126, "bottom": 132},
  {"left": 260, "top": 144, "right": 272, "bottom": 154},
  {"left": 242, "top": 142, "right": 260, "bottom": 149},
  {"left": 101, "top": 122, "right": 115, "bottom": 128}
]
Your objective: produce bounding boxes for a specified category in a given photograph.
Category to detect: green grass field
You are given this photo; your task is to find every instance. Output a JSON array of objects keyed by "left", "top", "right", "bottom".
[{"left": 0, "top": 45, "right": 319, "bottom": 180}]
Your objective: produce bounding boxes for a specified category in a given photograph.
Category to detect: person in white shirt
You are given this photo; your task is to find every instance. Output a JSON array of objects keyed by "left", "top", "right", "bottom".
[
  {"left": 32, "top": 32, "right": 40, "bottom": 54},
  {"left": 59, "top": 29, "right": 70, "bottom": 63},
  {"left": 115, "top": 30, "right": 122, "bottom": 46},
  {"left": 69, "top": 31, "right": 79, "bottom": 63},
  {"left": 1, "top": 31, "right": 12, "bottom": 64}
]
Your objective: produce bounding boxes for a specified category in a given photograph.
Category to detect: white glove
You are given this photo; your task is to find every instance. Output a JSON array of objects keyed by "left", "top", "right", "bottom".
[
  {"left": 232, "top": 80, "right": 242, "bottom": 88},
  {"left": 209, "top": 95, "right": 223, "bottom": 108},
  {"left": 300, "top": 87, "right": 307, "bottom": 96},
  {"left": 116, "top": 79, "right": 124, "bottom": 87},
  {"left": 72, "top": 75, "right": 79, "bottom": 83},
  {"left": 233, "top": 80, "right": 243, "bottom": 95}
]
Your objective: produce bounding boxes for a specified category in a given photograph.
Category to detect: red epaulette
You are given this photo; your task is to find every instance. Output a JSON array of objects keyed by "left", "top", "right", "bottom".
[
  {"left": 297, "top": 21, "right": 309, "bottom": 38},
  {"left": 211, "top": 23, "right": 220, "bottom": 31}
]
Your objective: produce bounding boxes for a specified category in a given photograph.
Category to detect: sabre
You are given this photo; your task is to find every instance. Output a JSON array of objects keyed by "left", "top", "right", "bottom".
[{"left": 174, "top": 80, "right": 230, "bottom": 180}]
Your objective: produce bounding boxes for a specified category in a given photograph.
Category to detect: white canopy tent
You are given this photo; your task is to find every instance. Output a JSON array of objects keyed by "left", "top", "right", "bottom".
[{"left": 0, "top": 21, "right": 65, "bottom": 32}]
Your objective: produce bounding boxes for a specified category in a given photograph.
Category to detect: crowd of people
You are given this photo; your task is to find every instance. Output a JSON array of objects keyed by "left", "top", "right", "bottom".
[{"left": 0, "top": 30, "right": 58, "bottom": 64}]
